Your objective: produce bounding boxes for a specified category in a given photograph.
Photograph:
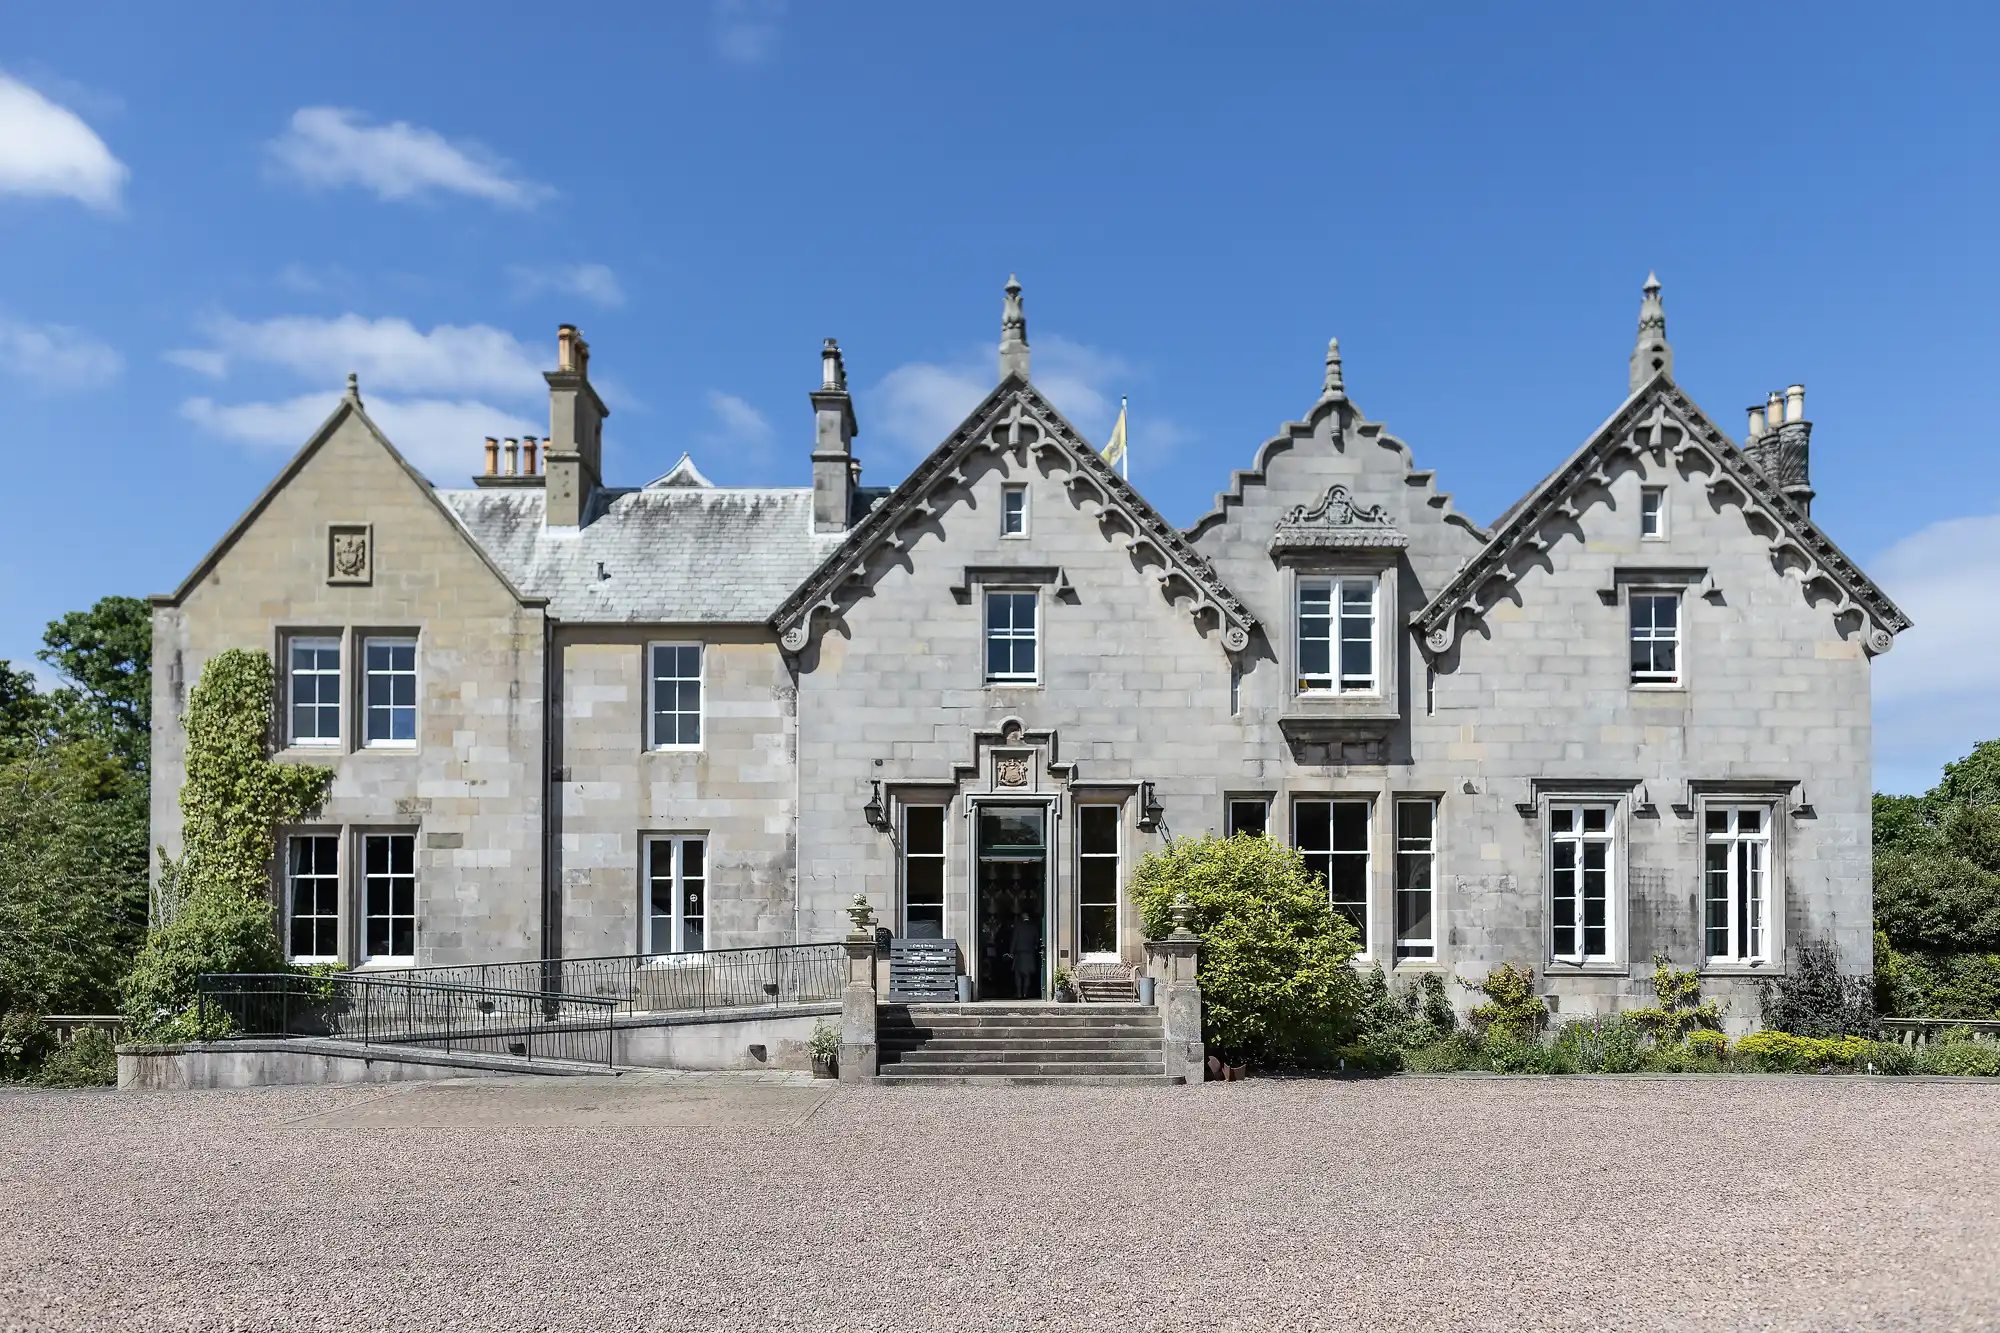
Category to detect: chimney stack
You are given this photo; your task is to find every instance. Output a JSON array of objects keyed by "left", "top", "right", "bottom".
[
  {"left": 544, "top": 324, "right": 609, "bottom": 526},
  {"left": 810, "top": 338, "right": 859, "bottom": 532},
  {"left": 484, "top": 437, "right": 500, "bottom": 475},
  {"left": 1745, "top": 382, "right": 1815, "bottom": 515}
]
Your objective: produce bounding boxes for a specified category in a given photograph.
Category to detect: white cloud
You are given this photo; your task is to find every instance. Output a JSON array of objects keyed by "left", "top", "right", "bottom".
[
  {"left": 162, "top": 347, "right": 227, "bottom": 378},
  {"left": 1871, "top": 513, "right": 2000, "bottom": 793},
  {"left": 268, "top": 107, "right": 550, "bottom": 208},
  {"left": 181, "top": 392, "right": 539, "bottom": 480},
  {"left": 0, "top": 315, "right": 122, "bottom": 388},
  {"left": 508, "top": 262, "right": 625, "bottom": 308},
  {"left": 186, "top": 313, "right": 543, "bottom": 398},
  {"left": 713, "top": 0, "right": 785, "bottom": 66},
  {"left": 0, "top": 74, "right": 127, "bottom": 210},
  {"left": 706, "top": 391, "right": 772, "bottom": 445},
  {"left": 863, "top": 336, "right": 1162, "bottom": 462}
]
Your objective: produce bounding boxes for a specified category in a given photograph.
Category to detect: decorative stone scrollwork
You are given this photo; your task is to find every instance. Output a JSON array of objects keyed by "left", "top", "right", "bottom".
[
  {"left": 1283, "top": 483, "right": 1391, "bottom": 529},
  {"left": 326, "top": 523, "right": 372, "bottom": 586},
  {"left": 1223, "top": 625, "right": 1249, "bottom": 653},
  {"left": 1426, "top": 624, "right": 1453, "bottom": 654},
  {"left": 780, "top": 623, "right": 810, "bottom": 653},
  {"left": 1865, "top": 626, "right": 1894, "bottom": 655}
]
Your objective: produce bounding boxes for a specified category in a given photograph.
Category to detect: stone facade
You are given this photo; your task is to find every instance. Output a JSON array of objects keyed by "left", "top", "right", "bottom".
[{"left": 151, "top": 280, "right": 1910, "bottom": 1027}]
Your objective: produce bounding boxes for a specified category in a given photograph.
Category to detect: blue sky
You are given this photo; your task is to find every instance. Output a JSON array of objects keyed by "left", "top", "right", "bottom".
[{"left": 2, "top": 2, "right": 1994, "bottom": 793}]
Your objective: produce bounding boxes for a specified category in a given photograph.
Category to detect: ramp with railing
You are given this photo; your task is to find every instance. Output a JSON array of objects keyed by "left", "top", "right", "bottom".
[
  {"left": 195, "top": 972, "right": 620, "bottom": 1066},
  {"left": 358, "top": 943, "right": 847, "bottom": 1016}
]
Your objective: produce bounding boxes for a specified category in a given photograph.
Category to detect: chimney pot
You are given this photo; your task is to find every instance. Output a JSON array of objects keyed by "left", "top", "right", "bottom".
[
  {"left": 1767, "top": 391, "right": 1785, "bottom": 426},
  {"left": 484, "top": 436, "right": 500, "bottom": 475},
  {"left": 523, "top": 436, "right": 539, "bottom": 474},
  {"left": 1746, "top": 406, "right": 1766, "bottom": 440},
  {"left": 504, "top": 437, "right": 520, "bottom": 476},
  {"left": 557, "top": 325, "right": 578, "bottom": 373},
  {"left": 1786, "top": 384, "right": 1806, "bottom": 424}
]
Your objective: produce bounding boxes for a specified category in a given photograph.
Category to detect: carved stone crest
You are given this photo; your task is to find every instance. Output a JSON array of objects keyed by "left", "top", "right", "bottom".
[
  {"left": 996, "top": 755, "right": 1031, "bottom": 788},
  {"left": 1269, "top": 485, "right": 1407, "bottom": 553},
  {"left": 327, "top": 523, "right": 372, "bottom": 585}
]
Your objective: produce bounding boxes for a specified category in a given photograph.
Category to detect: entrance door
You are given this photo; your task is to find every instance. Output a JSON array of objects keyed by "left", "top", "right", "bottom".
[{"left": 975, "top": 805, "right": 1047, "bottom": 1000}]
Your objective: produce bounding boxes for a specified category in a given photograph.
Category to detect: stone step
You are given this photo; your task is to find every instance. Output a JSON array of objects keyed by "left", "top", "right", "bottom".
[
  {"left": 879, "top": 1012, "right": 1162, "bottom": 1029},
  {"left": 877, "top": 1058, "right": 1169, "bottom": 1077},
  {"left": 876, "top": 1024, "right": 1160, "bottom": 1048},
  {"left": 875, "top": 1072, "right": 1184, "bottom": 1087}
]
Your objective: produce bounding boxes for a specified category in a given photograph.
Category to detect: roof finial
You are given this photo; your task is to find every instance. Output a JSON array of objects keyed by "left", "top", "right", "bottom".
[
  {"left": 345, "top": 372, "right": 361, "bottom": 405},
  {"left": 1320, "top": 337, "right": 1346, "bottom": 403},
  {"left": 1629, "top": 271, "right": 1672, "bottom": 392},
  {"left": 999, "top": 273, "right": 1030, "bottom": 382}
]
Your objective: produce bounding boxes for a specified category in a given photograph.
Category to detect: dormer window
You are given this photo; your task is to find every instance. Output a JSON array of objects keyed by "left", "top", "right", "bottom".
[{"left": 1297, "top": 576, "right": 1376, "bottom": 694}]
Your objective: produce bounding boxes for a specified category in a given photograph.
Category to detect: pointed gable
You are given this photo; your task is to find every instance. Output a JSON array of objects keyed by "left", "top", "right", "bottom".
[
  {"left": 155, "top": 386, "right": 539, "bottom": 607},
  {"left": 1412, "top": 374, "right": 1911, "bottom": 657},
  {"left": 771, "top": 376, "right": 1256, "bottom": 654}
]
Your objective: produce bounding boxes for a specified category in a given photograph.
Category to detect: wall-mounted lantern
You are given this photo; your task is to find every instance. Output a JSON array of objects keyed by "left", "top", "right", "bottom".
[
  {"left": 863, "top": 780, "right": 889, "bottom": 831},
  {"left": 1137, "top": 781, "right": 1164, "bottom": 831}
]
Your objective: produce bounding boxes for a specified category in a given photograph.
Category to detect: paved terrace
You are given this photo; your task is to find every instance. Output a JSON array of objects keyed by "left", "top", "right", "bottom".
[{"left": 2, "top": 1074, "right": 1996, "bottom": 1331}]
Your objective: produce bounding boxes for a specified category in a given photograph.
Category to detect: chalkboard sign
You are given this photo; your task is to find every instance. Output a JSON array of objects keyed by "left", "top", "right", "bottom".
[{"left": 888, "top": 938, "right": 960, "bottom": 1002}]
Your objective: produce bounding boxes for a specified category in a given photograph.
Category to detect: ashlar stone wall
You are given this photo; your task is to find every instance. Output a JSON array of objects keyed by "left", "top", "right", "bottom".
[{"left": 151, "top": 404, "right": 547, "bottom": 967}]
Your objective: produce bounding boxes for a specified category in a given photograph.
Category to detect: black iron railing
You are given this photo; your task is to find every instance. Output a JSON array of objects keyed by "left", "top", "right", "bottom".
[
  {"left": 362, "top": 943, "right": 847, "bottom": 1016},
  {"left": 195, "top": 972, "right": 618, "bottom": 1066}
]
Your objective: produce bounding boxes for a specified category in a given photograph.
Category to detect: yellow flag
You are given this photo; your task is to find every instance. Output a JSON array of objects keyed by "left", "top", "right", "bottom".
[{"left": 1102, "top": 398, "right": 1127, "bottom": 474}]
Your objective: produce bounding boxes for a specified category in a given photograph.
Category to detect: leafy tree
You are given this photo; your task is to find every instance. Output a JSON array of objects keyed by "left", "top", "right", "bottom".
[
  {"left": 0, "top": 661, "right": 52, "bottom": 761},
  {"left": 0, "top": 739, "right": 148, "bottom": 1015},
  {"left": 1131, "top": 832, "right": 1366, "bottom": 1065},
  {"left": 123, "top": 650, "right": 331, "bottom": 1038},
  {"left": 38, "top": 595, "right": 151, "bottom": 770}
]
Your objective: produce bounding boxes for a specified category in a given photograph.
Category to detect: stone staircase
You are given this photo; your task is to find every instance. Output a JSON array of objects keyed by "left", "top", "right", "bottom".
[{"left": 875, "top": 1002, "right": 1179, "bottom": 1085}]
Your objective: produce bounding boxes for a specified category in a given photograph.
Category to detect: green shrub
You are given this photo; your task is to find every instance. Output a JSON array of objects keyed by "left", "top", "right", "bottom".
[
  {"left": 122, "top": 650, "right": 331, "bottom": 1040},
  {"left": 1351, "top": 967, "right": 1457, "bottom": 1069},
  {"left": 1733, "top": 1031, "right": 1909, "bottom": 1073},
  {"left": 1757, "top": 939, "right": 1877, "bottom": 1039},
  {"left": 0, "top": 1009, "right": 53, "bottom": 1080},
  {"left": 1914, "top": 1037, "right": 2000, "bottom": 1077},
  {"left": 1551, "top": 1015, "right": 1647, "bottom": 1073},
  {"left": 1462, "top": 964, "right": 1546, "bottom": 1043},
  {"left": 1627, "top": 955, "right": 1724, "bottom": 1040},
  {"left": 1402, "top": 1033, "right": 1481, "bottom": 1073},
  {"left": 35, "top": 1027, "right": 117, "bottom": 1087},
  {"left": 1132, "top": 832, "right": 1365, "bottom": 1065}
]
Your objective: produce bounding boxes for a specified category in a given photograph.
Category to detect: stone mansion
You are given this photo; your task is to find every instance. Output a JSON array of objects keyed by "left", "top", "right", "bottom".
[{"left": 149, "top": 276, "right": 1909, "bottom": 1020}]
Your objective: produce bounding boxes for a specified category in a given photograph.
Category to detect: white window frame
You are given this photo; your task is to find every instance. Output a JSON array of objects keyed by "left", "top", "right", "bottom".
[
  {"left": 361, "top": 636, "right": 419, "bottom": 749},
  {"left": 1294, "top": 798, "right": 1373, "bottom": 957},
  {"left": 984, "top": 588, "right": 1040, "bottom": 685},
  {"left": 285, "top": 833, "right": 341, "bottom": 964},
  {"left": 1628, "top": 590, "right": 1682, "bottom": 689},
  {"left": 1639, "top": 486, "right": 1668, "bottom": 540},
  {"left": 1226, "top": 798, "right": 1270, "bottom": 838},
  {"left": 1076, "top": 803, "right": 1121, "bottom": 961},
  {"left": 286, "top": 636, "right": 342, "bottom": 749},
  {"left": 901, "top": 804, "right": 948, "bottom": 939},
  {"left": 1394, "top": 799, "right": 1437, "bottom": 963},
  {"left": 646, "top": 835, "right": 709, "bottom": 954},
  {"left": 360, "top": 831, "right": 416, "bottom": 964},
  {"left": 1704, "top": 804, "right": 1774, "bottom": 966},
  {"left": 1296, "top": 575, "right": 1378, "bottom": 695},
  {"left": 1548, "top": 802, "right": 1618, "bottom": 966},
  {"left": 1000, "top": 483, "right": 1029, "bottom": 538},
  {"left": 648, "top": 642, "right": 704, "bottom": 750}
]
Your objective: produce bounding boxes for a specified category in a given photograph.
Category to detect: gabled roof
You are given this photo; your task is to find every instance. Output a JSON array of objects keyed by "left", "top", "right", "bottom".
[
  {"left": 155, "top": 388, "right": 541, "bottom": 608},
  {"left": 771, "top": 375, "right": 1258, "bottom": 654},
  {"left": 439, "top": 484, "right": 843, "bottom": 623},
  {"left": 1412, "top": 374, "right": 1913, "bottom": 657}
]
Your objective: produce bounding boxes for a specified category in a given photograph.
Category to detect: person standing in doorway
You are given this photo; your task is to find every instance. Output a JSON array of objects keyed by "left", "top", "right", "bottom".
[{"left": 1010, "top": 911, "right": 1040, "bottom": 999}]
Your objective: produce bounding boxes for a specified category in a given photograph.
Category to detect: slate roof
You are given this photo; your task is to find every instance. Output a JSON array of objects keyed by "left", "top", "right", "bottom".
[{"left": 437, "top": 485, "right": 844, "bottom": 623}]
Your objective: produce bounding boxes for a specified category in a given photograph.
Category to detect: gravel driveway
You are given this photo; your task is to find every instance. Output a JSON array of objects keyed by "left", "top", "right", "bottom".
[{"left": 2, "top": 1073, "right": 1995, "bottom": 1332}]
